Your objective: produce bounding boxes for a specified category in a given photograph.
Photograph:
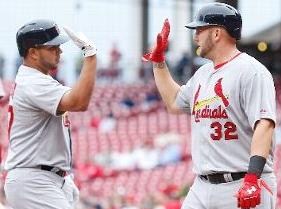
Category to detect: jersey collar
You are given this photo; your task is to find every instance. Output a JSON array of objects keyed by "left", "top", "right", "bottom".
[{"left": 214, "top": 52, "right": 242, "bottom": 70}]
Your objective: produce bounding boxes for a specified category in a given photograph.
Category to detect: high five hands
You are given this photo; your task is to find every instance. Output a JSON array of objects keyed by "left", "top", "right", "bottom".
[{"left": 142, "top": 19, "right": 170, "bottom": 63}]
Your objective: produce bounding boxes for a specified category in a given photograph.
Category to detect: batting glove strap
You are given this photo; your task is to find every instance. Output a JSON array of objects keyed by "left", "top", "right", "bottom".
[
  {"left": 142, "top": 51, "right": 165, "bottom": 63},
  {"left": 244, "top": 173, "right": 258, "bottom": 184},
  {"left": 82, "top": 44, "right": 97, "bottom": 57}
]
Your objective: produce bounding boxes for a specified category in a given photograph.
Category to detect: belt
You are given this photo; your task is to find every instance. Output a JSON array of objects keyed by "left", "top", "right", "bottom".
[
  {"left": 200, "top": 172, "right": 246, "bottom": 184},
  {"left": 40, "top": 165, "right": 67, "bottom": 177}
]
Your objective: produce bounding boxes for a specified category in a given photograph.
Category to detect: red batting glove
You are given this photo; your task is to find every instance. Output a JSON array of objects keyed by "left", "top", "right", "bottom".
[
  {"left": 237, "top": 173, "right": 272, "bottom": 209},
  {"left": 142, "top": 19, "right": 170, "bottom": 63}
]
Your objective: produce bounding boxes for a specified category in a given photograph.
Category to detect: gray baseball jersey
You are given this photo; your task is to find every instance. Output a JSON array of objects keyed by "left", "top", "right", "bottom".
[
  {"left": 176, "top": 53, "right": 276, "bottom": 175},
  {"left": 4, "top": 65, "right": 72, "bottom": 171}
]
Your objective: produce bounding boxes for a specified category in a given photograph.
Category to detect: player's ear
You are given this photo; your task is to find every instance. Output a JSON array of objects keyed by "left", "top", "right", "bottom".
[
  {"left": 213, "top": 27, "right": 223, "bottom": 41},
  {"left": 28, "top": 48, "right": 39, "bottom": 60},
  {"left": 214, "top": 28, "right": 220, "bottom": 38}
]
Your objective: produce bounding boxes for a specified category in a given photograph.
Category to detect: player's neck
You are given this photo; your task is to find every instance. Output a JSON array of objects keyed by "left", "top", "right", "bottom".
[
  {"left": 23, "top": 59, "right": 49, "bottom": 75},
  {"left": 211, "top": 42, "right": 239, "bottom": 66}
]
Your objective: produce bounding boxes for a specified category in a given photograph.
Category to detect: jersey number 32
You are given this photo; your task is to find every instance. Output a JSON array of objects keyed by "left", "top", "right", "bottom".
[{"left": 210, "top": 121, "right": 238, "bottom": 140}]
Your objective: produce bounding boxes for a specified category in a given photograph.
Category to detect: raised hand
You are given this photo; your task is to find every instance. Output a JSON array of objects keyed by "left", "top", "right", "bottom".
[
  {"left": 142, "top": 19, "right": 170, "bottom": 63},
  {"left": 64, "top": 27, "right": 97, "bottom": 57}
]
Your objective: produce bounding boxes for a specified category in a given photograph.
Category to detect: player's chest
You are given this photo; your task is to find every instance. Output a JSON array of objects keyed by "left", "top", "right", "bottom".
[{"left": 191, "top": 72, "right": 240, "bottom": 121}]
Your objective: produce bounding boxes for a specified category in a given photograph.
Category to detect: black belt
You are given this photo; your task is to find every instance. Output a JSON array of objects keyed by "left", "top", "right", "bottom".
[
  {"left": 40, "top": 165, "right": 66, "bottom": 177},
  {"left": 200, "top": 172, "right": 246, "bottom": 184}
]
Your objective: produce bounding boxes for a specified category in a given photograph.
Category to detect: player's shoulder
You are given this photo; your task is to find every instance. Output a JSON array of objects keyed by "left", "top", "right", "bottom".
[
  {"left": 193, "top": 60, "right": 213, "bottom": 77},
  {"left": 15, "top": 65, "right": 63, "bottom": 98},
  {"left": 16, "top": 65, "right": 58, "bottom": 86},
  {"left": 238, "top": 53, "right": 272, "bottom": 78}
]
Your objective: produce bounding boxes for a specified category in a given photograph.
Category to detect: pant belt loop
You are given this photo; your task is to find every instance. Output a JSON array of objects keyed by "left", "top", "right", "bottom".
[{"left": 223, "top": 173, "right": 233, "bottom": 182}]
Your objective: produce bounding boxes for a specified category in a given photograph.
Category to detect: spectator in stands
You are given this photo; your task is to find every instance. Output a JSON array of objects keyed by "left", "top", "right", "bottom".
[
  {"left": 78, "top": 186, "right": 102, "bottom": 209},
  {"left": 99, "top": 112, "right": 116, "bottom": 133},
  {"left": 139, "top": 61, "right": 153, "bottom": 82},
  {"left": 174, "top": 52, "right": 191, "bottom": 84},
  {"left": 111, "top": 149, "right": 136, "bottom": 171},
  {"left": 158, "top": 143, "right": 182, "bottom": 166},
  {"left": 90, "top": 113, "right": 101, "bottom": 129},
  {"left": 133, "top": 139, "right": 160, "bottom": 170},
  {"left": 145, "top": 89, "right": 161, "bottom": 103},
  {"left": 154, "top": 132, "right": 181, "bottom": 147},
  {"left": 141, "top": 194, "right": 157, "bottom": 209},
  {"left": 120, "top": 195, "right": 139, "bottom": 209},
  {"left": 154, "top": 132, "right": 182, "bottom": 165},
  {"left": 97, "top": 43, "right": 122, "bottom": 82},
  {"left": 120, "top": 94, "right": 135, "bottom": 109},
  {"left": 76, "top": 158, "right": 105, "bottom": 181},
  {"left": 109, "top": 43, "right": 122, "bottom": 77},
  {"left": 94, "top": 148, "right": 114, "bottom": 168}
]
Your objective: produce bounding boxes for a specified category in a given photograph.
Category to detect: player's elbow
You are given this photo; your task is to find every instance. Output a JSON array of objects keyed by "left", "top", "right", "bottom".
[
  {"left": 68, "top": 92, "right": 91, "bottom": 111},
  {"left": 165, "top": 102, "right": 181, "bottom": 114},
  {"left": 68, "top": 104, "right": 89, "bottom": 112},
  {"left": 166, "top": 107, "right": 181, "bottom": 114},
  {"left": 73, "top": 100, "right": 90, "bottom": 111},
  {"left": 78, "top": 104, "right": 89, "bottom": 111},
  {"left": 58, "top": 98, "right": 90, "bottom": 112}
]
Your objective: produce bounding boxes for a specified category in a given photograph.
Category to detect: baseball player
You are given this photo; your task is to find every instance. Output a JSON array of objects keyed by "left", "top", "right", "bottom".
[
  {"left": 4, "top": 19, "right": 97, "bottom": 209},
  {"left": 143, "top": 3, "right": 276, "bottom": 209}
]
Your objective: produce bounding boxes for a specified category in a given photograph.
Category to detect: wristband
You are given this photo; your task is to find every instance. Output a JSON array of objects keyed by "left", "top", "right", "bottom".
[{"left": 248, "top": 155, "right": 266, "bottom": 178}]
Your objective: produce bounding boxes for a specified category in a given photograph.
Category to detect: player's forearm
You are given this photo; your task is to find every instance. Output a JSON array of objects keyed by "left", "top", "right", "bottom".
[
  {"left": 70, "top": 56, "right": 97, "bottom": 110},
  {"left": 250, "top": 119, "right": 275, "bottom": 158},
  {"left": 153, "top": 62, "right": 181, "bottom": 113}
]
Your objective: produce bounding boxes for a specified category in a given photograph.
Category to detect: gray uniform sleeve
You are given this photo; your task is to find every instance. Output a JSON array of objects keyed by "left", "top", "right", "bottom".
[
  {"left": 241, "top": 71, "right": 276, "bottom": 129},
  {"left": 25, "top": 76, "right": 71, "bottom": 116},
  {"left": 175, "top": 77, "right": 194, "bottom": 112}
]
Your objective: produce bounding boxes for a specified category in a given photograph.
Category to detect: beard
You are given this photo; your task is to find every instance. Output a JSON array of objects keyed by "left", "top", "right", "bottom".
[
  {"left": 199, "top": 32, "right": 214, "bottom": 59},
  {"left": 39, "top": 55, "right": 59, "bottom": 71}
]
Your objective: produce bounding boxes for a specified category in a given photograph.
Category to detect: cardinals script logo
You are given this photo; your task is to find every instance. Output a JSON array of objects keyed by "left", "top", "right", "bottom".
[{"left": 192, "top": 78, "right": 229, "bottom": 122}]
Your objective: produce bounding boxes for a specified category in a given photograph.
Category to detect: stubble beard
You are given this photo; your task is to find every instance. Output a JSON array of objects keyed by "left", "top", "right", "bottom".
[
  {"left": 41, "top": 56, "right": 59, "bottom": 70},
  {"left": 199, "top": 32, "right": 214, "bottom": 59}
]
